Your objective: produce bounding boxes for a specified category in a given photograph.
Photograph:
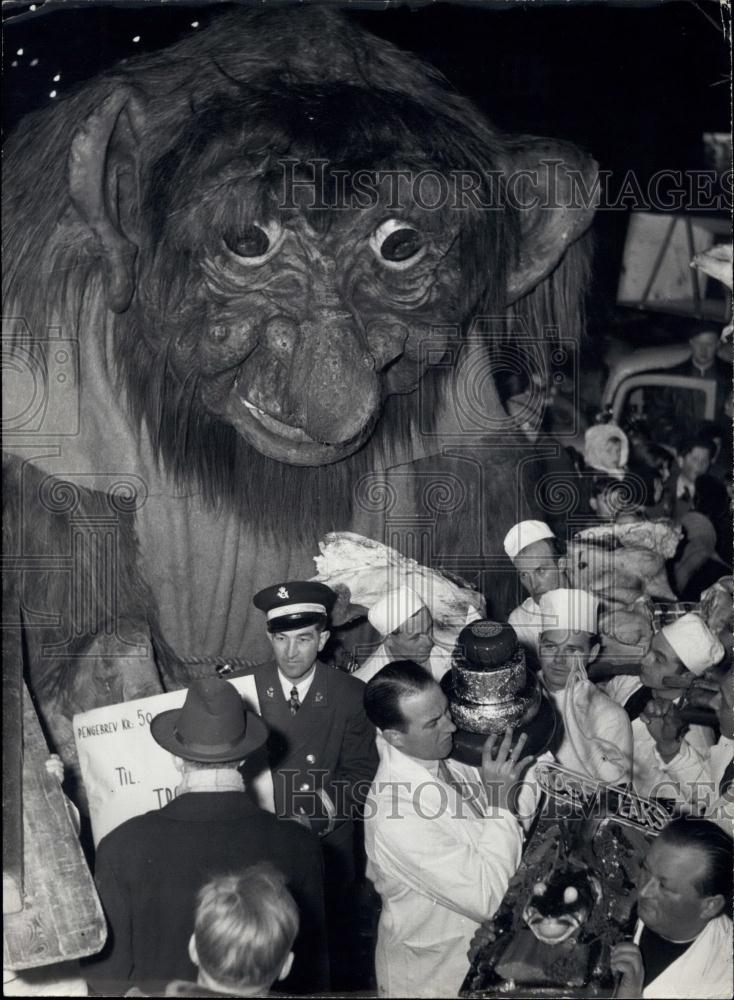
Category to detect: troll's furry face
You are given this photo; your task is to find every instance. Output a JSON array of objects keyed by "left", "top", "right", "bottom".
[
  {"left": 133, "top": 86, "right": 498, "bottom": 466},
  {"left": 5, "top": 8, "right": 595, "bottom": 535}
]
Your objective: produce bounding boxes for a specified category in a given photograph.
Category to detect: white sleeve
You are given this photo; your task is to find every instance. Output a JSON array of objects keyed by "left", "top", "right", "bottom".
[
  {"left": 635, "top": 724, "right": 716, "bottom": 809},
  {"left": 653, "top": 738, "right": 715, "bottom": 812},
  {"left": 594, "top": 704, "right": 634, "bottom": 784},
  {"left": 601, "top": 675, "right": 642, "bottom": 708},
  {"left": 371, "top": 794, "right": 522, "bottom": 924}
]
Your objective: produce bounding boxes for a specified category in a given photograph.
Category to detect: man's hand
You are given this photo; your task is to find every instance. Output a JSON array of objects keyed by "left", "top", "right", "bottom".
[
  {"left": 44, "top": 754, "right": 65, "bottom": 783},
  {"left": 641, "top": 698, "right": 684, "bottom": 761},
  {"left": 481, "top": 729, "right": 535, "bottom": 812},
  {"left": 610, "top": 942, "right": 645, "bottom": 999},
  {"left": 467, "top": 919, "right": 497, "bottom": 963}
]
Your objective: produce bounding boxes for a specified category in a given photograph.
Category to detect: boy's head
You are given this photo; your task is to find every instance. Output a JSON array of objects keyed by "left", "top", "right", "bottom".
[
  {"left": 190, "top": 864, "right": 299, "bottom": 995},
  {"left": 676, "top": 433, "right": 716, "bottom": 482}
]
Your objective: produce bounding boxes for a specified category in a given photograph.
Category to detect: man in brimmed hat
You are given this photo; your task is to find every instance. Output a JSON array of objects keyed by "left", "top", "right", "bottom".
[
  {"left": 631, "top": 612, "right": 724, "bottom": 811},
  {"left": 86, "top": 677, "right": 328, "bottom": 995},
  {"left": 503, "top": 520, "right": 568, "bottom": 657},
  {"left": 240, "top": 580, "right": 378, "bottom": 990}
]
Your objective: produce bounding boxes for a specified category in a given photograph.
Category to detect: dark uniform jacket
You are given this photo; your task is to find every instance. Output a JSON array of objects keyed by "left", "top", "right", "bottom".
[
  {"left": 246, "top": 660, "right": 378, "bottom": 848},
  {"left": 85, "top": 792, "right": 328, "bottom": 996}
]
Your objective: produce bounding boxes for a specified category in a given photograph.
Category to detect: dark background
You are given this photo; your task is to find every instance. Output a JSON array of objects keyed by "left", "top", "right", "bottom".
[
  {"left": 3, "top": 0, "right": 731, "bottom": 339},
  {"left": 4, "top": 1, "right": 728, "bottom": 166}
]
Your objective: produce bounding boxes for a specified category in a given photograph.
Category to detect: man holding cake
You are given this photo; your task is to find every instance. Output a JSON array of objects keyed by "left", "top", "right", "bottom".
[
  {"left": 504, "top": 520, "right": 568, "bottom": 657},
  {"left": 363, "top": 661, "right": 531, "bottom": 998},
  {"left": 536, "top": 588, "right": 634, "bottom": 785}
]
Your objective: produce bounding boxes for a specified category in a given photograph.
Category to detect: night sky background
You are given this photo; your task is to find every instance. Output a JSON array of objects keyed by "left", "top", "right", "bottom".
[{"left": 3, "top": 0, "right": 731, "bottom": 340}]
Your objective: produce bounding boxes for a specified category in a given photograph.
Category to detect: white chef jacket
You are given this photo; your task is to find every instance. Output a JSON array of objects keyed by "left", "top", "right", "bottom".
[
  {"left": 353, "top": 643, "right": 450, "bottom": 685},
  {"left": 514, "top": 679, "right": 634, "bottom": 826},
  {"left": 508, "top": 596, "right": 542, "bottom": 654},
  {"left": 643, "top": 914, "right": 733, "bottom": 999},
  {"left": 601, "top": 674, "right": 643, "bottom": 708},
  {"left": 632, "top": 718, "right": 716, "bottom": 810},
  {"left": 364, "top": 735, "right": 523, "bottom": 998},
  {"left": 543, "top": 672, "right": 634, "bottom": 784}
]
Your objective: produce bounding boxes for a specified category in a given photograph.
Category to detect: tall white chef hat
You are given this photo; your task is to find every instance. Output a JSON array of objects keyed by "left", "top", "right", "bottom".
[
  {"left": 539, "top": 588, "right": 599, "bottom": 636},
  {"left": 661, "top": 612, "right": 725, "bottom": 676},
  {"left": 368, "top": 585, "right": 427, "bottom": 638},
  {"left": 503, "top": 520, "right": 556, "bottom": 561}
]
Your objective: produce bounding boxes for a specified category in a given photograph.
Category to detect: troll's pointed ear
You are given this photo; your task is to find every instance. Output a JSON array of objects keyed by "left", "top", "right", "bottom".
[
  {"left": 504, "top": 138, "right": 599, "bottom": 304},
  {"left": 68, "top": 86, "right": 147, "bottom": 313}
]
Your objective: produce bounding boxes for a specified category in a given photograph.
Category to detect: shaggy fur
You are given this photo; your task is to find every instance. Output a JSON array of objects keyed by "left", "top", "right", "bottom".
[
  {"left": 2, "top": 454, "right": 169, "bottom": 788},
  {"left": 3, "top": 7, "right": 591, "bottom": 545}
]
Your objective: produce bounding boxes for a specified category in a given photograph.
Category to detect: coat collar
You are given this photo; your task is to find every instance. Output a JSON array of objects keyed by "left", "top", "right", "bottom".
[
  {"left": 374, "top": 731, "right": 461, "bottom": 784},
  {"left": 159, "top": 791, "right": 263, "bottom": 822}
]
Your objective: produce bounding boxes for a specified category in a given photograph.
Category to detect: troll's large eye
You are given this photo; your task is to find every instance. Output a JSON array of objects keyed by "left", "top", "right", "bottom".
[
  {"left": 370, "top": 219, "right": 426, "bottom": 270},
  {"left": 223, "top": 221, "right": 283, "bottom": 264}
]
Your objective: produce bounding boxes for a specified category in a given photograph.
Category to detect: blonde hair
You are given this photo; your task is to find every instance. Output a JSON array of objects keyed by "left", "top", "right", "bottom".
[{"left": 194, "top": 864, "right": 299, "bottom": 990}]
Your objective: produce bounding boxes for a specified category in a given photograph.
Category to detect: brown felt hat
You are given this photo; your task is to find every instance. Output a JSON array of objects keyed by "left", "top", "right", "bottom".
[{"left": 151, "top": 678, "right": 268, "bottom": 763}]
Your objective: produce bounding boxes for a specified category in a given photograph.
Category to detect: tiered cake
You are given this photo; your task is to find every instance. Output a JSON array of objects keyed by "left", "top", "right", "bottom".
[{"left": 445, "top": 620, "right": 541, "bottom": 734}]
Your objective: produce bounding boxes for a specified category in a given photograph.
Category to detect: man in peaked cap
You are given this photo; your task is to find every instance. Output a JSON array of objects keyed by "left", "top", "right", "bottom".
[
  {"left": 503, "top": 519, "right": 568, "bottom": 658},
  {"left": 253, "top": 580, "right": 338, "bottom": 634},
  {"left": 86, "top": 678, "right": 328, "bottom": 995},
  {"left": 242, "top": 581, "right": 378, "bottom": 990},
  {"left": 630, "top": 612, "right": 724, "bottom": 812}
]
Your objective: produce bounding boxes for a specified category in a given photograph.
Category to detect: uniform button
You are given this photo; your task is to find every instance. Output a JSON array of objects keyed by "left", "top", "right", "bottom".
[
  {"left": 306, "top": 754, "right": 316, "bottom": 764},
  {"left": 299, "top": 782, "right": 310, "bottom": 791}
]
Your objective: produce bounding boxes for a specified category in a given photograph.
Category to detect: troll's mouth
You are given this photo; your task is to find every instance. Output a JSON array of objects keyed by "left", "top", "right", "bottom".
[
  {"left": 224, "top": 387, "right": 374, "bottom": 467},
  {"left": 525, "top": 913, "right": 583, "bottom": 944},
  {"left": 240, "top": 397, "right": 316, "bottom": 443}
]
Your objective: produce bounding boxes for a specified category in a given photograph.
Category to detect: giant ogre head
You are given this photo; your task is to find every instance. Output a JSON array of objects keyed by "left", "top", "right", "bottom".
[{"left": 4, "top": 7, "right": 596, "bottom": 534}]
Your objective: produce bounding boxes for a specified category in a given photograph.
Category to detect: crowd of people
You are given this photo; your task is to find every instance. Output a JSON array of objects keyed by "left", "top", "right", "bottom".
[
  {"left": 60, "top": 553, "right": 734, "bottom": 997},
  {"left": 10, "top": 318, "right": 733, "bottom": 1000}
]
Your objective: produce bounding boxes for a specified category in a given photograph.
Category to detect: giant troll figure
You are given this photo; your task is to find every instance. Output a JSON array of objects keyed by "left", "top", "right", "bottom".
[{"left": 3, "top": 6, "right": 596, "bottom": 786}]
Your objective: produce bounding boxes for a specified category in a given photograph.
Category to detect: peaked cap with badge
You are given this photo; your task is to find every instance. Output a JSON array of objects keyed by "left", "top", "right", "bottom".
[{"left": 254, "top": 581, "right": 337, "bottom": 632}]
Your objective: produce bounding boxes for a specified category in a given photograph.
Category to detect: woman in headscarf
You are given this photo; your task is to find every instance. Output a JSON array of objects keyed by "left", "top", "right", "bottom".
[{"left": 584, "top": 423, "right": 630, "bottom": 478}]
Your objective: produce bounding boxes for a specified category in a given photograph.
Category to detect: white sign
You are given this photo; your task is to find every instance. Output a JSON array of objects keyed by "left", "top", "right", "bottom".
[
  {"left": 74, "top": 677, "right": 274, "bottom": 847},
  {"left": 535, "top": 760, "right": 671, "bottom": 834}
]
